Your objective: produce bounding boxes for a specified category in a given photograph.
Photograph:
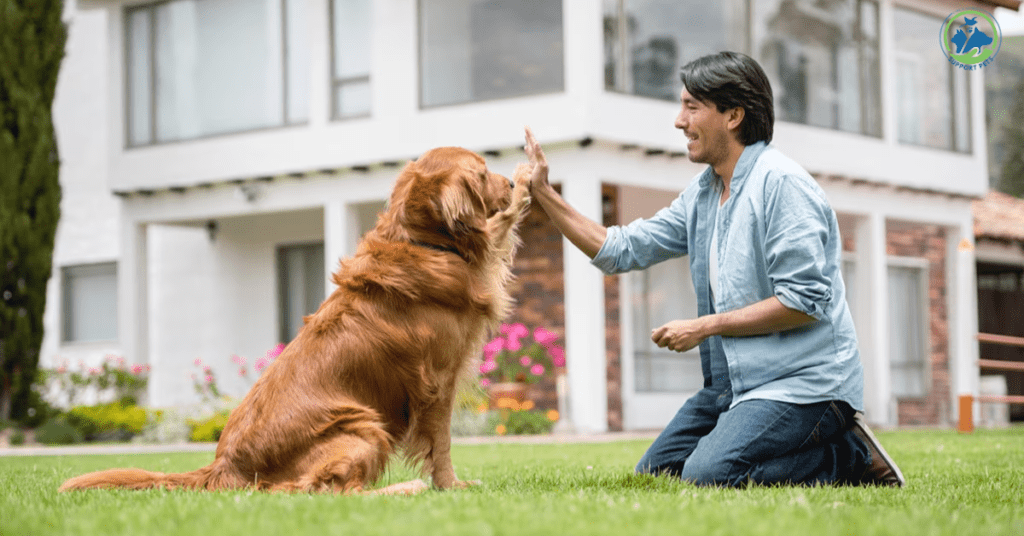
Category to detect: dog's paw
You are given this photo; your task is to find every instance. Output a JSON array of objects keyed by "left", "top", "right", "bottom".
[
  {"left": 371, "top": 479, "right": 430, "bottom": 496},
  {"left": 512, "top": 163, "right": 532, "bottom": 187}
]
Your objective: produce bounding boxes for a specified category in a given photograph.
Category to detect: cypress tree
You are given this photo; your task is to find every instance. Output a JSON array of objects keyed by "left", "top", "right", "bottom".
[{"left": 0, "top": 0, "right": 67, "bottom": 420}]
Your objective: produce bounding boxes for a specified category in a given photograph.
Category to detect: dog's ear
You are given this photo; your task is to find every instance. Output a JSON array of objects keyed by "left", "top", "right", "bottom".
[{"left": 434, "top": 169, "right": 488, "bottom": 240}]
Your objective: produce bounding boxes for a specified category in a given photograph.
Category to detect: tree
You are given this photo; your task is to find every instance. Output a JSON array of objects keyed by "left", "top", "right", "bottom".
[
  {"left": 1000, "top": 75, "right": 1024, "bottom": 198},
  {"left": 0, "top": 0, "right": 67, "bottom": 420}
]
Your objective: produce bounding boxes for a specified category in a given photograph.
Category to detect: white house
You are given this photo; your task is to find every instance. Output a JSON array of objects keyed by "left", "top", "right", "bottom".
[{"left": 44, "top": 0, "right": 1020, "bottom": 432}]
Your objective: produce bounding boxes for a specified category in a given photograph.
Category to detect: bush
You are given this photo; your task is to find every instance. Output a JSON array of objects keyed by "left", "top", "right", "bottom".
[
  {"left": 35, "top": 418, "right": 84, "bottom": 445},
  {"left": 9, "top": 429, "right": 26, "bottom": 446},
  {"left": 66, "top": 401, "right": 148, "bottom": 442},
  {"left": 188, "top": 411, "right": 230, "bottom": 443}
]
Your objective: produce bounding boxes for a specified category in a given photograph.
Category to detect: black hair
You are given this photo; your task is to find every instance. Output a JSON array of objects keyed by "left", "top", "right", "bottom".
[{"left": 679, "top": 51, "right": 774, "bottom": 145}]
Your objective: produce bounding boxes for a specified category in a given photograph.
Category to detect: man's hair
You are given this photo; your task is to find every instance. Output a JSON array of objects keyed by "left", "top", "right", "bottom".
[{"left": 679, "top": 51, "right": 774, "bottom": 145}]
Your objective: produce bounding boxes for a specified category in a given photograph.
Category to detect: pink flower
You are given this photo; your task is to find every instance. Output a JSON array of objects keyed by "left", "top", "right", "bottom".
[
  {"left": 231, "top": 355, "right": 246, "bottom": 366},
  {"left": 479, "top": 361, "right": 497, "bottom": 374},
  {"left": 530, "top": 364, "right": 545, "bottom": 376},
  {"left": 533, "top": 327, "right": 559, "bottom": 345},
  {"left": 131, "top": 364, "right": 145, "bottom": 375},
  {"left": 205, "top": 374, "right": 214, "bottom": 384},
  {"left": 550, "top": 347, "right": 566, "bottom": 367},
  {"left": 203, "top": 366, "right": 212, "bottom": 373},
  {"left": 506, "top": 336, "right": 523, "bottom": 352},
  {"left": 255, "top": 357, "right": 270, "bottom": 373},
  {"left": 88, "top": 367, "right": 100, "bottom": 376},
  {"left": 194, "top": 358, "right": 203, "bottom": 367},
  {"left": 267, "top": 343, "right": 286, "bottom": 359},
  {"left": 480, "top": 378, "right": 491, "bottom": 388},
  {"left": 519, "top": 356, "right": 532, "bottom": 367},
  {"left": 483, "top": 337, "right": 505, "bottom": 359}
]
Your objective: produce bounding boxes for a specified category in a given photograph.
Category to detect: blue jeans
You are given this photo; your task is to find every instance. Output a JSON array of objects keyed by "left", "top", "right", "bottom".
[{"left": 635, "top": 386, "right": 870, "bottom": 487}]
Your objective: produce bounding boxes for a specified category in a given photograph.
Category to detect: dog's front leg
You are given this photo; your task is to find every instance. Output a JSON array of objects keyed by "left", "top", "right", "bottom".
[{"left": 423, "top": 397, "right": 478, "bottom": 491}]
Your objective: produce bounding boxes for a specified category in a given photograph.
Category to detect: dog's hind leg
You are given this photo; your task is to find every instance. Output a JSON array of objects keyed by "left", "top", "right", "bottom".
[{"left": 278, "top": 430, "right": 392, "bottom": 494}]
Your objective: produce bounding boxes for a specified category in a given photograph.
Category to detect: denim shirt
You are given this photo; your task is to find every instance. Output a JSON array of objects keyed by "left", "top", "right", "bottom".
[{"left": 592, "top": 142, "right": 863, "bottom": 411}]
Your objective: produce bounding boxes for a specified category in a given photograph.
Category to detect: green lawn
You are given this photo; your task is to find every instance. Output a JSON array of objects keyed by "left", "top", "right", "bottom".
[{"left": 1, "top": 428, "right": 1022, "bottom": 536}]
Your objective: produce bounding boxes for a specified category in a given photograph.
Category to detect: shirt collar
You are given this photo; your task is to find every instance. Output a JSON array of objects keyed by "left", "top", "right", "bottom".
[{"left": 698, "top": 141, "right": 769, "bottom": 191}]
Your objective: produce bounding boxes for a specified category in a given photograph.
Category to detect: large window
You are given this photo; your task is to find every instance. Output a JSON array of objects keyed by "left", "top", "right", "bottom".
[
  {"left": 894, "top": 8, "right": 971, "bottom": 152},
  {"left": 631, "top": 257, "right": 703, "bottom": 393},
  {"left": 603, "top": 0, "right": 748, "bottom": 100},
  {"left": 277, "top": 243, "right": 324, "bottom": 342},
  {"left": 62, "top": 263, "right": 118, "bottom": 344},
  {"left": 753, "top": 0, "right": 881, "bottom": 137},
  {"left": 604, "top": 0, "right": 881, "bottom": 137},
  {"left": 419, "top": 0, "right": 564, "bottom": 107},
  {"left": 126, "top": 0, "right": 309, "bottom": 146},
  {"left": 330, "top": 0, "right": 371, "bottom": 119},
  {"left": 888, "top": 262, "right": 929, "bottom": 398}
]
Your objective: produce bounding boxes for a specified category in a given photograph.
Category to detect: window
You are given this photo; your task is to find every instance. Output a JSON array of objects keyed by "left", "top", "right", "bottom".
[
  {"left": 419, "top": 0, "right": 564, "bottom": 107},
  {"left": 126, "top": 0, "right": 309, "bottom": 146},
  {"left": 753, "top": 0, "right": 881, "bottom": 136},
  {"left": 603, "top": 0, "right": 748, "bottom": 100},
  {"left": 62, "top": 263, "right": 118, "bottom": 343},
  {"left": 632, "top": 257, "right": 703, "bottom": 393},
  {"left": 888, "top": 262, "right": 929, "bottom": 398},
  {"left": 277, "top": 243, "right": 324, "bottom": 342},
  {"left": 894, "top": 8, "right": 971, "bottom": 152},
  {"left": 330, "top": 0, "right": 371, "bottom": 119}
]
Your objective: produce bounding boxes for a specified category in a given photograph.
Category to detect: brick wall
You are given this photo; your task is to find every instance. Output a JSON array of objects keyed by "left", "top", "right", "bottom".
[
  {"left": 887, "top": 224, "right": 951, "bottom": 426},
  {"left": 504, "top": 185, "right": 624, "bottom": 430}
]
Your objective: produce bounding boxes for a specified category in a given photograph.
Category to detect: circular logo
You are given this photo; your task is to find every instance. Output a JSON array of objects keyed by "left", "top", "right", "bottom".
[{"left": 940, "top": 9, "right": 1002, "bottom": 70}]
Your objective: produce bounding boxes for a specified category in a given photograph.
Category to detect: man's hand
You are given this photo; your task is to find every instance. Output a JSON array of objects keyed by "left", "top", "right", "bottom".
[
  {"left": 524, "top": 126, "right": 549, "bottom": 194},
  {"left": 651, "top": 318, "right": 710, "bottom": 353}
]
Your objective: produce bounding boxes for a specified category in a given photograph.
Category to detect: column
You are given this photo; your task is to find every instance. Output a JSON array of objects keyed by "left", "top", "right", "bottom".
[
  {"left": 118, "top": 219, "right": 150, "bottom": 403},
  {"left": 323, "top": 201, "right": 348, "bottom": 296},
  {"left": 947, "top": 220, "right": 979, "bottom": 427},
  {"left": 854, "top": 212, "right": 893, "bottom": 426},
  {"left": 560, "top": 175, "right": 608, "bottom": 434}
]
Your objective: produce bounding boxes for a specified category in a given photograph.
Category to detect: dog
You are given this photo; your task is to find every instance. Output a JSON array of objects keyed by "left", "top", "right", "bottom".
[{"left": 60, "top": 147, "right": 532, "bottom": 494}]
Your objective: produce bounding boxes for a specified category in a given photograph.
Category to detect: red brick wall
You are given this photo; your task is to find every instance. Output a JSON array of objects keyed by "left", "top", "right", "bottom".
[
  {"left": 504, "top": 185, "right": 624, "bottom": 430},
  {"left": 887, "top": 224, "right": 951, "bottom": 426}
]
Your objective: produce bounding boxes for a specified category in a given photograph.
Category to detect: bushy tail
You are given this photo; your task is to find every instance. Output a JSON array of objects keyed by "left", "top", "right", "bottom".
[{"left": 59, "top": 462, "right": 241, "bottom": 492}]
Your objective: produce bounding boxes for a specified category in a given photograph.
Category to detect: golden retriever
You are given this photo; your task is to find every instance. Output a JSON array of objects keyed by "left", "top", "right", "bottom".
[{"left": 60, "top": 147, "right": 532, "bottom": 494}]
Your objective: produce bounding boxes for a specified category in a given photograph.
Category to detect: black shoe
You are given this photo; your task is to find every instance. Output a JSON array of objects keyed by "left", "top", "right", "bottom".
[{"left": 851, "top": 413, "right": 906, "bottom": 487}]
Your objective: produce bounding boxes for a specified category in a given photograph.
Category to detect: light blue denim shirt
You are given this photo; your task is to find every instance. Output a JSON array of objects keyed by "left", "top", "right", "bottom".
[{"left": 593, "top": 142, "right": 863, "bottom": 411}]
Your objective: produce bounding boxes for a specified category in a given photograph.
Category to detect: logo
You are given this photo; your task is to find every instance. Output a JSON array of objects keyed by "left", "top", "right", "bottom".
[{"left": 940, "top": 9, "right": 1002, "bottom": 70}]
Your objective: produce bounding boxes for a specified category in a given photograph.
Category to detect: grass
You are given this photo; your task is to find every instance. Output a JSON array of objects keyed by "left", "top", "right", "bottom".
[{"left": 1, "top": 428, "right": 1022, "bottom": 536}]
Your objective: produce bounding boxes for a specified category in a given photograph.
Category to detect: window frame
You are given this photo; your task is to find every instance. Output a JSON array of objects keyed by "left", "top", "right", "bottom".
[
  {"left": 123, "top": 0, "right": 309, "bottom": 148},
  {"left": 61, "top": 262, "right": 119, "bottom": 345},
  {"left": 328, "top": 0, "right": 372, "bottom": 120},
  {"left": 887, "top": 256, "right": 932, "bottom": 400}
]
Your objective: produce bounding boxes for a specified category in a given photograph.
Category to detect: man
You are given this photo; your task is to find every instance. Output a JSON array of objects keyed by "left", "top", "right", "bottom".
[{"left": 523, "top": 51, "right": 904, "bottom": 487}]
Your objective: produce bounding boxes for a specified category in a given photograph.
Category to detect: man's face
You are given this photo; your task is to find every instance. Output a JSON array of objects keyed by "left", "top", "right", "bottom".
[{"left": 674, "top": 88, "right": 735, "bottom": 168}]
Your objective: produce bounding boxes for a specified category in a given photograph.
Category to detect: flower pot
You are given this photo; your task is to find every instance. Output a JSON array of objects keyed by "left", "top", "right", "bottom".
[{"left": 487, "top": 382, "right": 529, "bottom": 410}]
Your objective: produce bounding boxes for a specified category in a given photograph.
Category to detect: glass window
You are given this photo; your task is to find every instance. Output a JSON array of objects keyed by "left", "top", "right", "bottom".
[
  {"left": 888, "top": 264, "right": 929, "bottom": 398},
  {"left": 277, "top": 243, "right": 324, "bottom": 342},
  {"left": 126, "top": 0, "right": 309, "bottom": 146},
  {"left": 331, "top": 0, "right": 371, "bottom": 119},
  {"left": 603, "top": 0, "right": 748, "bottom": 101},
  {"left": 753, "top": 0, "right": 881, "bottom": 137},
  {"left": 62, "top": 264, "right": 118, "bottom": 343},
  {"left": 419, "top": 0, "right": 564, "bottom": 107},
  {"left": 894, "top": 8, "right": 971, "bottom": 152},
  {"left": 632, "top": 258, "right": 703, "bottom": 393}
]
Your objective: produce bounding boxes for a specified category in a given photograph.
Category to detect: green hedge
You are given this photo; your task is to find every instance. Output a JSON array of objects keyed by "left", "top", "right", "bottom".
[{"left": 65, "top": 401, "right": 148, "bottom": 442}]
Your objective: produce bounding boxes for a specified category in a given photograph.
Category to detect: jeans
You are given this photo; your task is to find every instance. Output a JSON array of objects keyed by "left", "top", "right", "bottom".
[{"left": 635, "top": 386, "right": 870, "bottom": 487}]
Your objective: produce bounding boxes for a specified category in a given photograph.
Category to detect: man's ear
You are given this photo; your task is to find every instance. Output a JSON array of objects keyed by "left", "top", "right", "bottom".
[{"left": 727, "top": 107, "right": 745, "bottom": 133}]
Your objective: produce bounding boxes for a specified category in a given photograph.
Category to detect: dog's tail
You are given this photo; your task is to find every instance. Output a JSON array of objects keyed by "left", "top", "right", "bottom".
[{"left": 59, "top": 460, "right": 243, "bottom": 492}]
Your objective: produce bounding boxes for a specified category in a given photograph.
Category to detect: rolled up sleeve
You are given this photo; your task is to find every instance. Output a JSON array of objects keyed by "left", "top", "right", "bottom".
[
  {"left": 763, "top": 175, "right": 834, "bottom": 321},
  {"left": 591, "top": 196, "right": 690, "bottom": 275}
]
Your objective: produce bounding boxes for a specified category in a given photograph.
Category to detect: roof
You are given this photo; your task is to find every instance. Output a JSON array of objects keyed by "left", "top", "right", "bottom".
[
  {"left": 981, "top": 0, "right": 1022, "bottom": 9},
  {"left": 973, "top": 190, "right": 1024, "bottom": 242}
]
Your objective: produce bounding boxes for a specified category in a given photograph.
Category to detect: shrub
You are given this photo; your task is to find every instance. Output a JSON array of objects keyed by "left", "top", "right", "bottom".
[
  {"left": 188, "top": 411, "right": 230, "bottom": 443},
  {"left": 9, "top": 429, "right": 26, "bottom": 446},
  {"left": 66, "top": 401, "right": 148, "bottom": 442},
  {"left": 35, "top": 418, "right": 84, "bottom": 445}
]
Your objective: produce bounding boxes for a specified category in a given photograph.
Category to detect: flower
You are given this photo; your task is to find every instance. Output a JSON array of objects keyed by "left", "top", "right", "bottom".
[{"left": 478, "top": 323, "right": 565, "bottom": 386}]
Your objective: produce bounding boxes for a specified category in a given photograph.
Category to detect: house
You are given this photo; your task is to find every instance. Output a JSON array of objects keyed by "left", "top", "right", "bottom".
[{"left": 44, "top": 0, "right": 1022, "bottom": 433}]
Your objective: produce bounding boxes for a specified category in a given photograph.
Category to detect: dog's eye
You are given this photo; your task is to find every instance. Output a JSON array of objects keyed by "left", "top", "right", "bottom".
[{"left": 478, "top": 172, "right": 488, "bottom": 182}]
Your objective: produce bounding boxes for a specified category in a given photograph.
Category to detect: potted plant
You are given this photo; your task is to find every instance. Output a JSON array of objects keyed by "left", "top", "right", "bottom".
[{"left": 478, "top": 323, "right": 566, "bottom": 408}]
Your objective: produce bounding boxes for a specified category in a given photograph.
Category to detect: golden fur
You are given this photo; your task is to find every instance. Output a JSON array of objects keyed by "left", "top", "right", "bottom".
[{"left": 59, "top": 147, "right": 531, "bottom": 494}]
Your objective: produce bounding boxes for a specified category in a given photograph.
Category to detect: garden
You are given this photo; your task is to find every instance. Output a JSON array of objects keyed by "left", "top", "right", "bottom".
[{"left": 0, "top": 323, "right": 568, "bottom": 447}]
